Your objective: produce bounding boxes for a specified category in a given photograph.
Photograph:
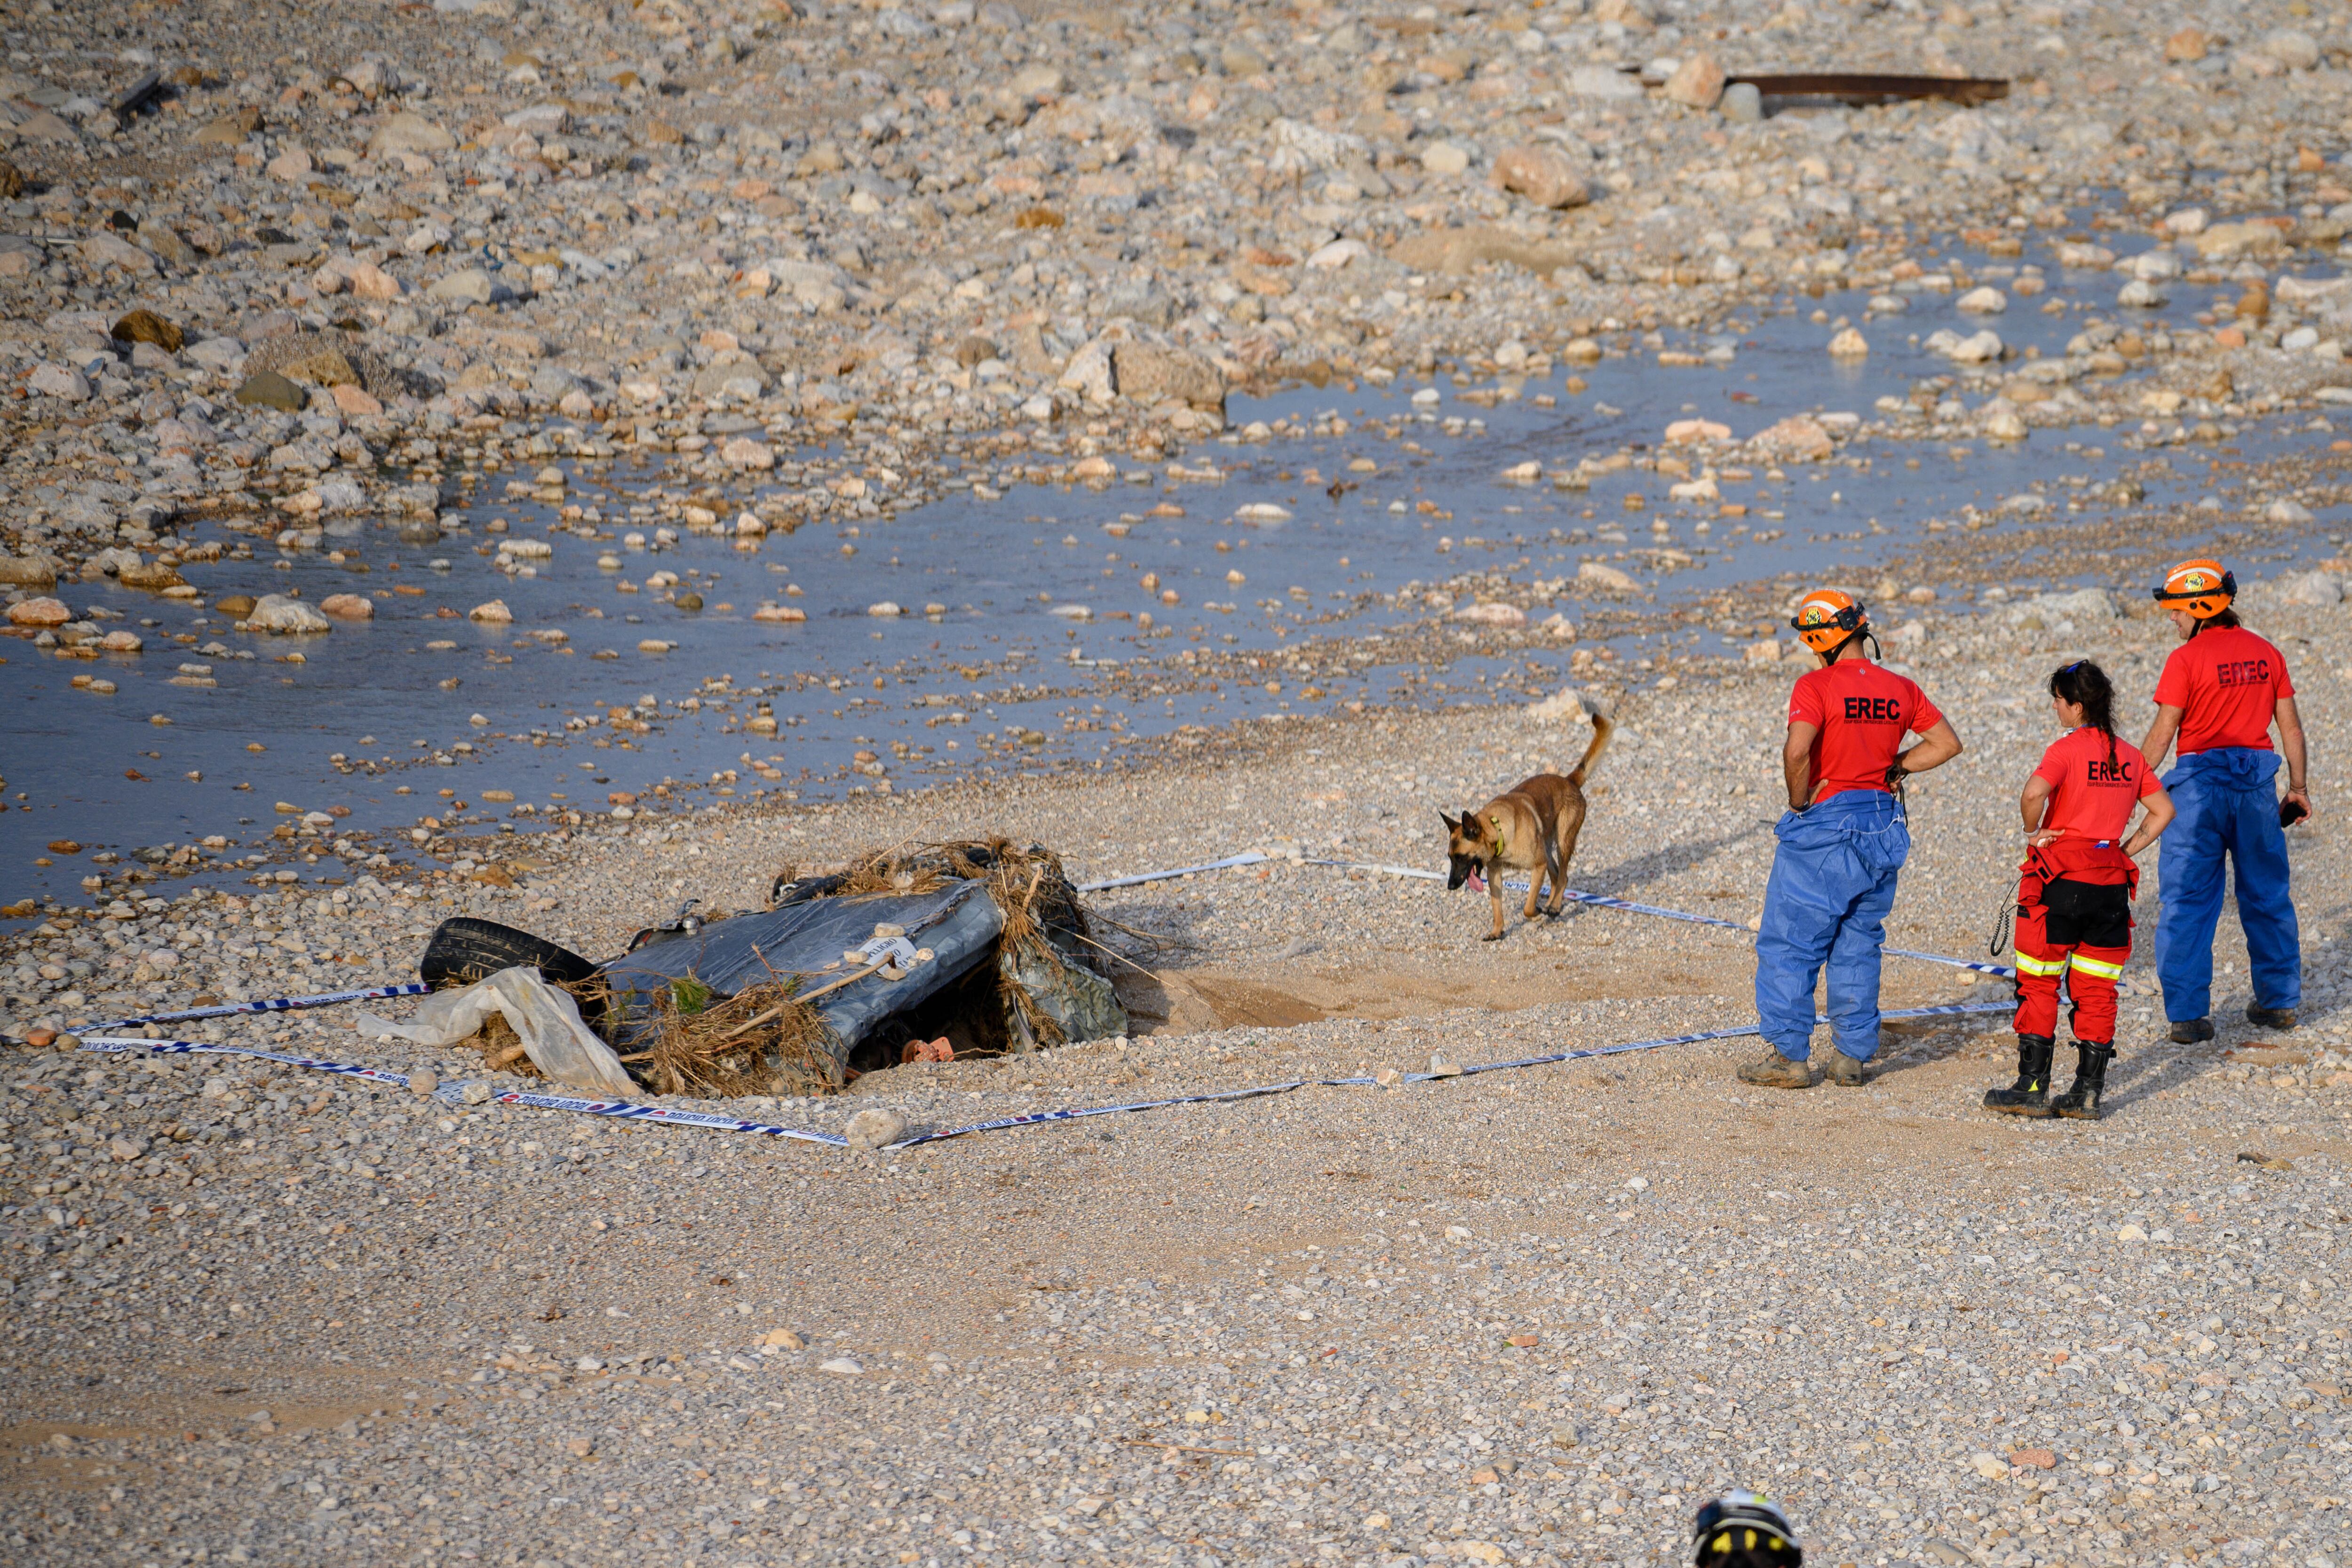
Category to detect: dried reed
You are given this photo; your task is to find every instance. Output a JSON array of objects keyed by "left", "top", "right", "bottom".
[{"left": 632, "top": 960, "right": 839, "bottom": 1099}]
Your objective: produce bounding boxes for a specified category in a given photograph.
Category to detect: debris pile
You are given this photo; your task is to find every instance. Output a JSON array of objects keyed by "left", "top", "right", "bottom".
[{"left": 410, "top": 838, "right": 1127, "bottom": 1097}]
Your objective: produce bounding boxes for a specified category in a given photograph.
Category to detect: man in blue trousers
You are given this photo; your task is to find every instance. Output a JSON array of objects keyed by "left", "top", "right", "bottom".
[
  {"left": 2138, "top": 559, "right": 2312, "bottom": 1041},
  {"left": 1742, "top": 590, "right": 1965, "bottom": 1088}
]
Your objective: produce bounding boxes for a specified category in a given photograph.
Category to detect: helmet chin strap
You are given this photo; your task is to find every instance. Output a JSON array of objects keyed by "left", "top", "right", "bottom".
[{"left": 1822, "top": 627, "right": 1877, "bottom": 663}]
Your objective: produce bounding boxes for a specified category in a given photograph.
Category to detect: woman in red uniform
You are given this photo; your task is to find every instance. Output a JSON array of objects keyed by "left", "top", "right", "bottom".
[{"left": 1985, "top": 660, "right": 2175, "bottom": 1120}]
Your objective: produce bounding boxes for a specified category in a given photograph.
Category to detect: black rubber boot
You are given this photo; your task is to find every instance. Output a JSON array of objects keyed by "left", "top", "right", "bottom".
[
  {"left": 2052, "top": 1043, "right": 2115, "bottom": 1120},
  {"left": 1983, "top": 1033, "right": 2056, "bottom": 1117}
]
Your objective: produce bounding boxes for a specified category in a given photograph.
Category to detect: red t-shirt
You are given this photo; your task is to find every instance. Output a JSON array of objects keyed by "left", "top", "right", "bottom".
[
  {"left": 2032, "top": 728, "right": 2160, "bottom": 841},
  {"left": 2153, "top": 626, "right": 2294, "bottom": 755},
  {"left": 1789, "top": 659, "right": 1945, "bottom": 802}
]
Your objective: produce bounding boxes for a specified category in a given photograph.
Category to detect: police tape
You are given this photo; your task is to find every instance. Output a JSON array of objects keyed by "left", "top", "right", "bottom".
[
  {"left": 58, "top": 855, "right": 2021, "bottom": 1154},
  {"left": 1298, "top": 859, "right": 2018, "bottom": 981},
  {"left": 79, "top": 998, "right": 2018, "bottom": 1154},
  {"left": 77, "top": 1034, "right": 435, "bottom": 1092},
  {"left": 84, "top": 981, "right": 433, "bottom": 1036},
  {"left": 488, "top": 1087, "right": 851, "bottom": 1148},
  {"left": 1077, "top": 852, "right": 1269, "bottom": 893}
]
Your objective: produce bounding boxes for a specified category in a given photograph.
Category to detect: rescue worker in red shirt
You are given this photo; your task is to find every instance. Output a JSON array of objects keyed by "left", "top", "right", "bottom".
[
  {"left": 1985, "top": 660, "right": 2175, "bottom": 1120},
  {"left": 1741, "top": 590, "right": 1964, "bottom": 1088},
  {"left": 2138, "top": 559, "right": 2312, "bottom": 1041}
]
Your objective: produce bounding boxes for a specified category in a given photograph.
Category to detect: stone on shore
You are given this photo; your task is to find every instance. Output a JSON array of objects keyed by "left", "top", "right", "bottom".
[
  {"left": 1662, "top": 53, "right": 1726, "bottom": 110},
  {"left": 246, "top": 594, "right": 331, "bottom": 634},
  {"left": 1490, "top": 144, "right": 1589, "bottom": 209}
]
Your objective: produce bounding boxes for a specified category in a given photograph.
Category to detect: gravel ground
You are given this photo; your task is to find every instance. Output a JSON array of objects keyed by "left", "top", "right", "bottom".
[{"left": 6, "top": 579, "right": 2352, "bottom": 1567}]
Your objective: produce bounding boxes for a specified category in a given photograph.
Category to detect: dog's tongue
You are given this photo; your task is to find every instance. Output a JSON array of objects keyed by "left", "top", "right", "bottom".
[{"left": 1466, "top": 870, "right": 1487, "bottom": 893}]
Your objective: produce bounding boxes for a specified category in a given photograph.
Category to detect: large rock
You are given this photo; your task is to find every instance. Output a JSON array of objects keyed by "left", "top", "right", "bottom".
[
  {"left": 2272, "top": 570, "right": 2343, "bottom": 607},
  {"left": 1490, "top": 144, "right": 1589, "bottom": 209},
  {"left": 1389, "top": 225, "right": 1580, "bottom": 278},
  {"left": 118, "top": 561, "right": 187, "bottom": 591},
  {"left": 368, "top": 112, "right": 454, "bottom": 157},
  {"left": 428, "top": 268, "right": 494, "bottom": 305},
  {"left": 193, "top": 107, "right": 262, "bottom": 146},
  {"left": 2002, "top": 588, "right": 2117, "bottom": 627},
  {"left": 0, "top": 555, "right": 58, "bottom": 587},
  {"left": 235, "top": 370, "right": 306, "bottom": 410},
  {"left": 1057, "top": 339, "right": 1116, "bottom": 402},
  {"left": 273, "top": 346, "right": 360, "bottom": 387},
  {"left": 1661, "top": 54, "right": 1726, "bottom": 109},
  {"left": 81, "top": 231, "right": 156, "bottom": 275},
  {"left": 1750, "top": 415, "right": 1835, "bottom": 461},
  {"left": 111, "top": 309, "right": 183, "bottom": 352},
  {"left": 6, "top": 596, "right": 70, "bottom": 627},
  {"left": 692, "top": 352, "right": 766, "bottom": 400},
  {"left": 1112, "top": 342, "right": 1224, "bottom": 410},
  {"left": 1568, "top": 64, "right": 1644, "bottom": 99},
  {"left": 319, "top": 593, "right": 375, "bottom": 618},
  {"left": 27, "top": 364, "right": 89, "bottom": 401},
  {"left": 246, "top": 594, "right": 332, "bottom": 633},
  {"left": 2260, "top": 27, "right": 2321, "bottom": 69},
  {"left": 2194, "top": 222, "right": 2288, "bottom": 261},
  {"left": 1577, "top": 562, "right": 1638, "bottom": 593}
]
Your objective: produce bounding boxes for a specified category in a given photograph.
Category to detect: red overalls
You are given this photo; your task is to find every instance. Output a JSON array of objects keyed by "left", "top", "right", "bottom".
[{"left": 2013, "top": 836, "right": 2139, "bottom": 1046}]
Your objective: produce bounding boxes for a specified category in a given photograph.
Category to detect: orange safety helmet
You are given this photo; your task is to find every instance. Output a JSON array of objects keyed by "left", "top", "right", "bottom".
[
  {"left": 2152, "top": 558, "right": 2236, "bottom": 619},
  {"left": 1789, "top": 588, "right": 1868, "bottom": 655}
]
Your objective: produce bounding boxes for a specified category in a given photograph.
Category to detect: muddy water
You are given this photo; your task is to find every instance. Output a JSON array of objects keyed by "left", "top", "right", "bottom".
[{"left": 5, "top": 222, "right": 2343, "bottom": 912}]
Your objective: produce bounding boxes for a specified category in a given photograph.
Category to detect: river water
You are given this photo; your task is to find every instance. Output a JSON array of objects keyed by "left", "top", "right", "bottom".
[{"left": 3, "top": 218, "right": 2341, "bottom": 915}]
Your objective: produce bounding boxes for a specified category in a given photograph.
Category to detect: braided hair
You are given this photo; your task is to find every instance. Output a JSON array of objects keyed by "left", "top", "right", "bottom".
[{"left": 2050, "top": 658, "right": 2119, "bottom": 774}]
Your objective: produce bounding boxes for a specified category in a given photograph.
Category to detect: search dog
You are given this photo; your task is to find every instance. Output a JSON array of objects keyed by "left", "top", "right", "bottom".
[{"left": 1441, "top": 713, "right": 1614, "bottom": 942}]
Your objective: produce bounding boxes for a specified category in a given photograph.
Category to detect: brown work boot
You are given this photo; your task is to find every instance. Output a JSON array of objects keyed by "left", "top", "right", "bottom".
[
  {"left": 1825, "top": 1049, "right": 1868, "bottom": 1086},
  {"left": 1738, "top": 1050, "right": 1813, "bottom": 1089}
]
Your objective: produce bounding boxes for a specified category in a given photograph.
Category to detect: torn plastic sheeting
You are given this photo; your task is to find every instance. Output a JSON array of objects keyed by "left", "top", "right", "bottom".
[
  {"left": 597, "top": 879, "right": 1004, "bottom": 1063},
  {"left": 354, "top": 966, "right": 634, "bottom": 1097}
]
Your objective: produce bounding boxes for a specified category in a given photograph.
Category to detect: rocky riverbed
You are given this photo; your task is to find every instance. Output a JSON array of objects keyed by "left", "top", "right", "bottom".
[{"left": 19, "top": 0, "right": 2352, "bottom": 909}]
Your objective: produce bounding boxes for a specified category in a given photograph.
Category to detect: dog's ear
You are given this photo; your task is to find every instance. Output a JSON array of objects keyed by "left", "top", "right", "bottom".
[
  {"left": 1457, "top": 811, "right": 1482, "bottom": 839},
  {"left": 1439, "top": 811, "right": 1458, "bottom": 833}
]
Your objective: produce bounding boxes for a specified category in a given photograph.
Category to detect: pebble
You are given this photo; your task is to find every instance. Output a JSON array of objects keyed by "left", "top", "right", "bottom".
[{"left": 1719, "top": 81, "right": 1764, "bottom": 122}]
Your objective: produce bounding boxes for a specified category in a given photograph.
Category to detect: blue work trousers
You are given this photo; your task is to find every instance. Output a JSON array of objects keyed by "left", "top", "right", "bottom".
[
  {"left": 1754, "top": 790, "right": 1911, "bottom": 1062},
  {"left": 2153, "top": 747, "right": 2301, "bottom": 1022}
]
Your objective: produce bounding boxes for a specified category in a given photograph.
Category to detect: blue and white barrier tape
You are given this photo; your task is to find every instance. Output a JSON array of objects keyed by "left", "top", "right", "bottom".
[
  {"left": 78, "top": 1034, "right": 439, "bottom": 1093},
  {"left": 79, "top": 999, "right": 2017, "bottom": 1153},
  {"left": 1078, "top": 852, "right": 1269, "bottom": 894},
  {"left": 57, "top": 853, "right": 2024, "bottom": 1152},
  {"left": 488, "top": 1087, "right": 849, "bottom": 1148},
  {"left": 1301, "top": 859, "right": 2018, "bottom": 981},
  {"left": 890, "top": 998, "right": 2015, "bottom": 1148},
  {"left": 84, "top": 981, "right": 432, "bottom": 1036}
]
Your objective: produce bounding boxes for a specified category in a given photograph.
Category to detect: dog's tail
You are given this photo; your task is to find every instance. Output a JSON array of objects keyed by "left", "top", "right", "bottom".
[{"left": 1566, "top": 707, "right": 1614, "bottom": 787}]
